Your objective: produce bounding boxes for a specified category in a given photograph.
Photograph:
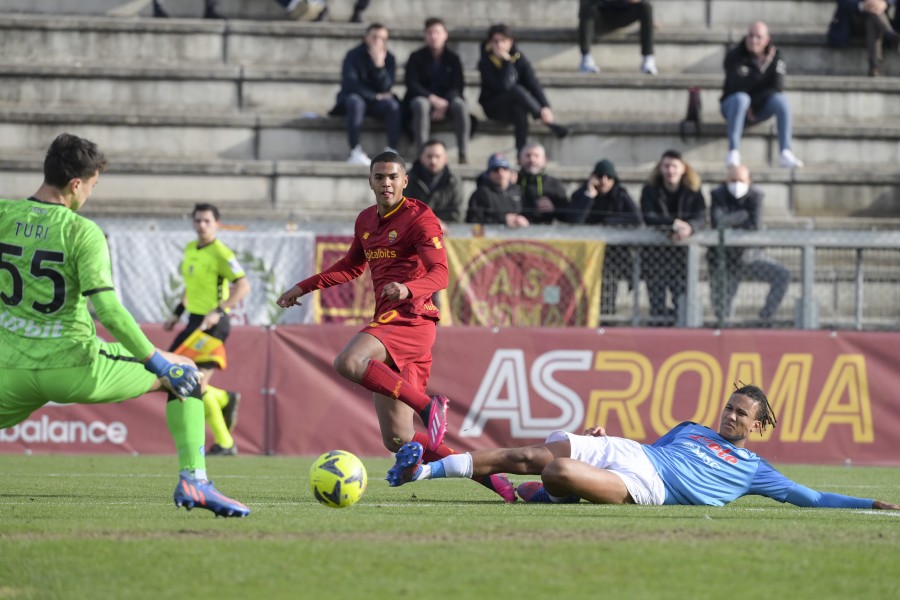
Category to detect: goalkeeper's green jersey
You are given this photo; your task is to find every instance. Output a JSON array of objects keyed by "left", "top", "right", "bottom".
[{"left": 0, "top": 197, "right": 114, "bottom": 369}]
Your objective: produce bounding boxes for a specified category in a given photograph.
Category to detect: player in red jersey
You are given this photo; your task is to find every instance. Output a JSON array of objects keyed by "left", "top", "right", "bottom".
[{"left": 276, "top": 151, "right": 515, "bottom": 501}]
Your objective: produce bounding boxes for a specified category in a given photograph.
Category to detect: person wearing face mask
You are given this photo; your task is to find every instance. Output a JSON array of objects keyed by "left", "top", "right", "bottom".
[{"left": 708, "top": 165, "right": 790, "bottom": 325}]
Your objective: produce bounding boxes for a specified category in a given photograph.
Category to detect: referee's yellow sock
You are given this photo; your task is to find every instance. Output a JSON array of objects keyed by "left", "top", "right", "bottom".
[{"left": 202, "top": 386, "right": 234, "bottom": 449}]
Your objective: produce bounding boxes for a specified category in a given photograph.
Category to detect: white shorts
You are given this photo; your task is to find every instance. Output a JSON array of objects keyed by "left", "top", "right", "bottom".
[{"left": 546, "top": 430, "right": 666, "bottom": 505}]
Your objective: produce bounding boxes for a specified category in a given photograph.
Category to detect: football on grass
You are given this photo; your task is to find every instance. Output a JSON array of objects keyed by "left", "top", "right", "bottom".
[{"left": 309, "top": 450, "right": 368, "bottom": 508}]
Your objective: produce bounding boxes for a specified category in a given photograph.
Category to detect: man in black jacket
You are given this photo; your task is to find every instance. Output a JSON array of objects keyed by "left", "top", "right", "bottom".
[
  {"left": 404, "top": 18, "right": 471, "bottom": 164},
  {"left": 330, "top": 23, "right": 402, "bottom": 164},
  {"left": 640, "top": 150, "right": 707, "bottom": 325},
  {"left": 406, "top": 140, "right": 464, "bottom": 231},
  {"left": 517, "top": 142, "right": 569, "bottom": 225},
  {"left": 570, "top": 159, "right": 643, "bottom": 317},
  {"left": 465, "top": 153, "right": 528, "bottom": 227},
  {"left": 478, "top": 23, "right": 568, "bottom": 152},
  {"left": 720, "top": 21, "right": 803, "bottom": 170},
  {"left": 708, "top": 165, "right": 790, "bottom": 325},
  {"left": 569, "top": 159, "right": 642, "bottom": 226}
]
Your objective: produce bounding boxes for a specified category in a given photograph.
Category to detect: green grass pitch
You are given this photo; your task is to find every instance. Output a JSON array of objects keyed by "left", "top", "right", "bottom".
[{"left": 1, "top": 454, "right": 899, "bottom": 600}]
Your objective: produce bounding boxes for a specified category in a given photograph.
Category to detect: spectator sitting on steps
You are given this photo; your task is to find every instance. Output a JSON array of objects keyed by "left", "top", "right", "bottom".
[
  {"left": 478, "top": 23, "right": 569, "bottom": 153},
  {"left": 405, "top": 140, "right": 464, "bottom": 233},
  {"left": 517, "top": 142, "right": 570, "bottom": 225},
  {"left": 465, "top": 153, "right": 528, "bottom": 228},
  {"left": 330, "top": 23, "right": 402, "bottom": 165},
  {"left": 720, "top": 21, "right": 803, "bottom": 170},
  {"left": 577, "top": 0, "right": 657, "bottom": 75},
  {"left": 826, "top": 0, "right": 900, "bottom": 76},
  {"left": 708, "top": 165, "right": 790, "bottom": 325},
  {"left": 404, "top": 18, "right": 471, "bottom": 164}
]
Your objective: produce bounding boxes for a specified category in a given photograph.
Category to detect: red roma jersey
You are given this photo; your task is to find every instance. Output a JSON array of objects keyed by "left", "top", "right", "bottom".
[{"left": 297, "top": 197, "right": 448, "bottom": 319}]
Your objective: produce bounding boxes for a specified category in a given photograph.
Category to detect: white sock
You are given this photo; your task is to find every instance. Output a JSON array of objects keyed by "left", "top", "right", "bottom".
[
  {"left": 182, "top": 468, "right": 206, "bottom": 481},
  {"left": 438, "top": 453, "right": 474, "bottom": 478}
]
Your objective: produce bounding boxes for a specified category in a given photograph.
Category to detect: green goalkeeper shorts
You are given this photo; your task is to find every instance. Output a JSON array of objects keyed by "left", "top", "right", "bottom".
[{"left": 0, "top": 341, "right": 157, "bottom": 429}]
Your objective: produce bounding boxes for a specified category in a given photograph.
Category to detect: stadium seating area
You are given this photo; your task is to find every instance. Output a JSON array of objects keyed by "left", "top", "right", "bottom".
[{"left": 1, "top": 0, "right": 899, "bottom": 226}]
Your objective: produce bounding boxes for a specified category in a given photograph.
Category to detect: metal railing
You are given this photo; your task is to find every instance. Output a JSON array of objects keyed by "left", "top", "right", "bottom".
[
  {"left": 443, "top": 224, "right": 900, "bottom": 330},
  {"left": 96, "top": 218, "right": 900, "bottom": 331}
]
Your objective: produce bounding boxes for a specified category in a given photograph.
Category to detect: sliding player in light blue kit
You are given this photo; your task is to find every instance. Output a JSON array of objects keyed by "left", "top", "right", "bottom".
[{"left": 389, "top": 384, "right": 900, "bottom": 510}]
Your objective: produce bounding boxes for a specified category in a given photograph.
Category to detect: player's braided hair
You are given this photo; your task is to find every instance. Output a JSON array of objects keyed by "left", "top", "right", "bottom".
[{"left": 734, "top": 383, "right": 778, "bottom": 434}]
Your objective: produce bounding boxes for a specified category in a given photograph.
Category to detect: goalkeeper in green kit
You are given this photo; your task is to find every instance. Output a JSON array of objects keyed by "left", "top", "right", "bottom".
[{"left": 0, "top": 133, "right": 249, "bottom": 518}]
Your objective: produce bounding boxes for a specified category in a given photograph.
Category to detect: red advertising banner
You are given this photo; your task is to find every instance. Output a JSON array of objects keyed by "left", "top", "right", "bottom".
[
  {"left": 3, "top": 326, "right": 900, "bottom": 466},
  {"left": 427, "top": 327, "right": 900, "bottom": 466}
]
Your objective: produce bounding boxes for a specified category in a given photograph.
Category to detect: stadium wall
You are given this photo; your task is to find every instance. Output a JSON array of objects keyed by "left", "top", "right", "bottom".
[{"left": 2, "top": 325, "right": 899, "bottom": 466}]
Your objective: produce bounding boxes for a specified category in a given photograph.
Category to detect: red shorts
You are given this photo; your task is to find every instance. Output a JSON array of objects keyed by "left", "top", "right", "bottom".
[{"left": 361, "top": 310, "right": 436, "bottom": 394}]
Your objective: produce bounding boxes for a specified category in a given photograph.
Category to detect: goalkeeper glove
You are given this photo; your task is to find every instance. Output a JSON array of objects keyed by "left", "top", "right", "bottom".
[{"left": 145, "top": 351, "right": 201, "bottom": 398}]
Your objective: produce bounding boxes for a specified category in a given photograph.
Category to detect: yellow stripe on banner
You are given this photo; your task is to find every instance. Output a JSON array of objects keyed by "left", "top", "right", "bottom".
[{"left": 443, "top": 238, "right": 605, "bottom": 328}]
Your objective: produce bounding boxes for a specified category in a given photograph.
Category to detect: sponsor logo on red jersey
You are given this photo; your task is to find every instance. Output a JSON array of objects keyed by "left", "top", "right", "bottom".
[{"left": 364, "top": 248, "right": 397, "bottom": 260}]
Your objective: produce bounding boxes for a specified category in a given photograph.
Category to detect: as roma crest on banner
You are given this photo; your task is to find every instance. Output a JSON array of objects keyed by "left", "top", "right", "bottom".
[{"left": 442, "top": 239, "right": 604, "bottom": 327}]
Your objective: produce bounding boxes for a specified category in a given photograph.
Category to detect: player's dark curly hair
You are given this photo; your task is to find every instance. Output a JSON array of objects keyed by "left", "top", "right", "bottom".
[
  {"left": 734, "top": 383, "right": 778, "bottom": 433},
  {"left": 43, "top": 133, "right": 107, "bottom": 189}
]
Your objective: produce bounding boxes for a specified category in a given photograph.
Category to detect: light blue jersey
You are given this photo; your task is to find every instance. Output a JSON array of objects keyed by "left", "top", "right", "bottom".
[{"left": 642, "top": 423, "right": 873, "bottom": 508}]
